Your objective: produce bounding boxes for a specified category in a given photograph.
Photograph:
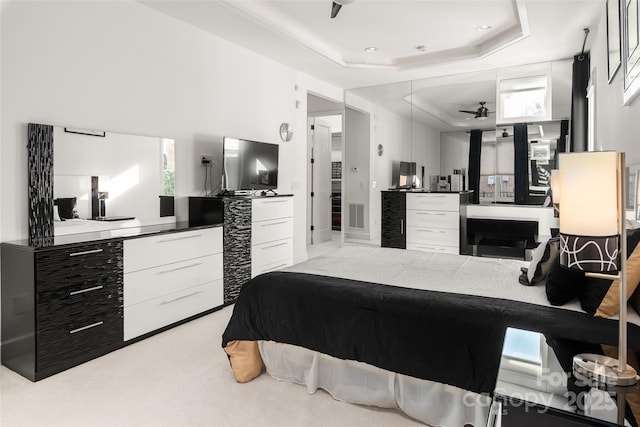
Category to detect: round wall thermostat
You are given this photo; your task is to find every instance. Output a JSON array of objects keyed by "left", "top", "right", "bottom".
[{"left": 279, "top": 122, "right": 293, "bottom": 142}]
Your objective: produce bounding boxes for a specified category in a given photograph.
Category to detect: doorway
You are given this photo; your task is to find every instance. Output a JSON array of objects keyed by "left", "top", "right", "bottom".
[{"left": 307, "top": 94, "right": 344, "bottom": 247}]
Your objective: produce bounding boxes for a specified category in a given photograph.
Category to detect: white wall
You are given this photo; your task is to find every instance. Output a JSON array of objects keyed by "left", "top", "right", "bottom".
[
  {"left": 344, "top": 107, "right": 371, "bottom": 239},
  {"left": 0, "top": 0, "right": 343, "bottom": 343},
  {"left": 589, "top": 8, "right": 640, "bottom": 163},
  {"left": 346, "top": 92, "right": 441, "bottom": 242},
  {"left": 0, "top": 0, "right": 341, "bottom": 242},
  {"left": 441, "top": 132, "right": 469, "bottom": 179},
  {"left": 411, "top": 120, "right": 441, "bottom": 186}
]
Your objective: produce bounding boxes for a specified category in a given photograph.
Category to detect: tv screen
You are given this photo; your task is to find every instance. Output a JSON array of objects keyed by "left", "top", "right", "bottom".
[{"left": 222, "top": 137, "right": 279, "bottom": 191}]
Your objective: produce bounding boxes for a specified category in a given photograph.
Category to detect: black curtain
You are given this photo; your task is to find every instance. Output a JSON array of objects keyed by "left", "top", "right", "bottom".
[
  {"left": 468, "top": 130, "right": 482, "bottom": 204},
  {"left": 570, "top": 53, "right": 590, "bottom": 152},
  {"left": 555, "top": 119, "right": 570, "bottom": 169},
  {"left": 513, "top": 123, "right": 529, "bottom": 204}
]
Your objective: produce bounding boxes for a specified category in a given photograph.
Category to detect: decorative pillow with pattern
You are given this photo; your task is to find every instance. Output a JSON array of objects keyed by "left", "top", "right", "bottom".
[{"left": 526, "top": 237, "right": 560, "bottom": 286}]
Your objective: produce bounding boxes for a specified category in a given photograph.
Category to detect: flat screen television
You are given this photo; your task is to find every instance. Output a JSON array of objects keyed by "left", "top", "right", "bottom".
[{"left": 222, "top": 137, "right": 279, "bottom": 191}]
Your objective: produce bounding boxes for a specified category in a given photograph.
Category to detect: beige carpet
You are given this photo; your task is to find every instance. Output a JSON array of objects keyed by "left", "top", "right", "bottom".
[{"left": 0, "top": 305, "right": 423, "bottom": 427}]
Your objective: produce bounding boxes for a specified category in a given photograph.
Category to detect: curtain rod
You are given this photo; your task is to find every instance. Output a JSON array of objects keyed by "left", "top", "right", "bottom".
[{"left": 578, "top": 28, "right": 590, "bottom": 60}]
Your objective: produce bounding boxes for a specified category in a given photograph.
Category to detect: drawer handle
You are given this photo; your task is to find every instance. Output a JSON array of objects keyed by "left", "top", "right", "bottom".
[
  {"left": 417, "top": 195, "right": 446, "bottom": 198},
  {"left": 261, "top": 221, "right": 288, "bottom": 227},
  {"left": 157, "top": 235, "right": 201, "bottom": 243},
  {"left": 260, "top": 200, "right": 288, "bottom": 204},
  {"left": 69, "top": 285, "right": 104, "bottom": 296},
  {"left": 158, "top": 262, "right": 202, "bottom": 275},
  {"left": 69, "top": 248, "right": 103, "bottom": 257},
  {"left": 69, "top": 321, "right": 104, "bottom": 334},
  {"left": 261, "top": 242, "right": 288, "bottom": 250},
  {"left": 161, "top": 290, "right": 202, "bottom": 305},
  {"left": 417, "top": 246, "right": 447, "bottom": 251},
  {"left": 416, "top": 212, "right": 446, "bottom": 216},
  {"left": 417, "top": 229, "right": 446, "bottom": 233}
]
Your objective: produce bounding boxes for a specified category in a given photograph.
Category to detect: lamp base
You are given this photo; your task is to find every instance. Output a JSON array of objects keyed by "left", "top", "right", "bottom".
[{"left": 573, "top": 353, "right": 638, "bottom": 388}]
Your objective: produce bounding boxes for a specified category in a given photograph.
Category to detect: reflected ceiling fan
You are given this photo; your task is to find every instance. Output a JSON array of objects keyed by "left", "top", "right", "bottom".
[
  {"left": 459, "top": 101, "right": 492, "bottom": 119},
  {"left": 331, "top": 0, "right": 354, "bottom": 18}
]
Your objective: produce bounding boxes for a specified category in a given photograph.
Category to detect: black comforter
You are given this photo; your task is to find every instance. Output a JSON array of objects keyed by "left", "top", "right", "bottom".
[{"left": 222, "top": 271, "right": 640, "bottom": 394}]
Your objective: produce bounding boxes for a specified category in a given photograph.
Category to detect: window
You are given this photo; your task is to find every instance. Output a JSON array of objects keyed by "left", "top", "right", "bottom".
[{"left": 497, "top": 74, "right": 552, "bottom": 123}]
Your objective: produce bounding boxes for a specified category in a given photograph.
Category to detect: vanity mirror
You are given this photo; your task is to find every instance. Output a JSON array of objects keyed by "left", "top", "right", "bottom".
[{"left": 28, "top": 123, "right": 176, "bottom": 242}]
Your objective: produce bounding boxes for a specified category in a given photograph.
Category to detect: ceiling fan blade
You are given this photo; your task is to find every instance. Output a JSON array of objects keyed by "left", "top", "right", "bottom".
[
  {"left": 331, "top": 2, "right": 343, "bottom": 18},
  {"left": 458, "top": 110, "right": 477, "bottom": 114}
]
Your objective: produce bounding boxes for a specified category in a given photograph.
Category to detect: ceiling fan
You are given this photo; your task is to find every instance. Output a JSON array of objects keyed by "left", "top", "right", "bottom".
[
  {"left": 459, "top": 101, "right": 492, "bottom": 119},
  {"left": 331, "top": 0, "right": 354, "bottom": 19}
]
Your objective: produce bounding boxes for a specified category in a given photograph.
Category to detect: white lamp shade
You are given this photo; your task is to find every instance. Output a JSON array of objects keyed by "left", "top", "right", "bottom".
[
  {"left": 558, "top": 151, "right": 620, "bottom": 272},
  {"left": 558, "top": 152, "right": 618, "bottom": 236}
]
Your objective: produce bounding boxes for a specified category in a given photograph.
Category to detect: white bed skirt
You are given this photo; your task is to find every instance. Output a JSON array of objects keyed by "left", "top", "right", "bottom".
[{"left": 258, "top": 340, "right": 491, "bottom": 427}]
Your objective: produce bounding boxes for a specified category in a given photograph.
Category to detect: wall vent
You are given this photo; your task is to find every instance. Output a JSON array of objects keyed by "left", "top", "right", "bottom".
[{"left": 348, "top": 203, "right": 365, "bottom": 229}]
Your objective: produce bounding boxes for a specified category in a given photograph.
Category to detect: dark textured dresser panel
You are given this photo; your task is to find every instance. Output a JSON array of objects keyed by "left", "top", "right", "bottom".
[
  {"left": 381, "top": 191, "right": 406, "bottom": 249},
  {"left": 223, "top": 199, "right": 252, "bottom": 303},
  {"left": 35, "top": 240, "right": 123, "bottom": 378},
  {"left": 35, "top": 241, "right": 123, "bottom": 292},
  {"left": 27, "top": 123, "right": 54, "bottom": 247}
]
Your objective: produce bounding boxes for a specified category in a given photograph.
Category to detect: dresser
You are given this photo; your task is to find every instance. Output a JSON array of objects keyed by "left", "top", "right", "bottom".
[
  {"left": 406, "top": 193, "right": 461, "bottom": 254},
  {"left": 250, "top": 197, "right": 294, "bottom": 278},
  {"left": 1, "top": 239, "right": 124, "bottom": 381},
  {"left": 123, "top": 227, "right": 223, "bottom": 340},
  {"left": 381, "top": 191, "right": 469, "bottom": 254},
  {"left": 1, "top": 223, "right": 224, "bottom": 381}
]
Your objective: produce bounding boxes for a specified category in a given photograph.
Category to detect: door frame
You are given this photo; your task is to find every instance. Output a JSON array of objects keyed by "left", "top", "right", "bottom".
[{"left": 307, "top": 109, "right": 345, "bottom": 246}]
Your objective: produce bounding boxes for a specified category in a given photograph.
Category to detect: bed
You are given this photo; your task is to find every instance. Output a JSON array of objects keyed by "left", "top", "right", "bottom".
[{"left": 222, "top": 245, "right": 640, "bottom": 426}]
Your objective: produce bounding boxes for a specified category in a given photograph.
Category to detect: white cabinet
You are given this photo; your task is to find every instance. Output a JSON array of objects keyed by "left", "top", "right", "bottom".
[
  {"left": 406, "top": 193, "right": 460, "bottom": 254},
  {"left": 251, "top": 198, "right": 294, "bottom": 278},
  {"left": 123, "top": 227, "right": 223, "bottom": 340}
]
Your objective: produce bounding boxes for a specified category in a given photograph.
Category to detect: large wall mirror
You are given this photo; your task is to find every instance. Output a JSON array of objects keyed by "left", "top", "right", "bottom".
[
  {"left": 52, "top": 126, "right": 175, "bottom": 236},
  {"left": 345, "top": 59, "right": 572, "bottom": 207}
]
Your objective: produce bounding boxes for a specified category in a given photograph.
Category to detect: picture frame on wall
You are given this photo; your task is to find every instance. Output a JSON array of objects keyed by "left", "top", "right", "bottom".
[
  {"left": 530, "top": 145, "right": 550, "bottom": 162},
  {"left": 608, "top": 0, "right": 622, "bottom": 82},
  {"left": 623, "top": 0, "right": 640, "bottom": 104}
]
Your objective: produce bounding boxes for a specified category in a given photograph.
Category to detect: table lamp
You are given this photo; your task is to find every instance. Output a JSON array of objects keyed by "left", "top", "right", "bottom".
[{"left": 558, "top": 151, "right": 637, "bottom": 390}]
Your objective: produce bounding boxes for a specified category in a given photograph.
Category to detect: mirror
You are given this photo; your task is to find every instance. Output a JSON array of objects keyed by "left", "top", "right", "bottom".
[
  {"left": 345, "top": 59, "right": 572, "bottom": 207},
  {"left": 53, "top": 127, "right": 175, "bottom": 235}
]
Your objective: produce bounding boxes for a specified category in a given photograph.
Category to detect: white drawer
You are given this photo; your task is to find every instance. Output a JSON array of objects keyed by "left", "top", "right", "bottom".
[
  {"left": 124, "top": 227, "right": 222, "bottom": 273},
  {"left": 251, "top": 238, "right": 293, "bottom": 270},
  {"left": 407, "top": 243, "right": 459, "bottom": 255},
  {"left": 407, "top": 193, "right": 459, "bottom": 212},
  {"left": 251, "top": 258, "right": 294, "bottom": 278},
  {"left": 252, "top": 217, "right": 294, "bottom": 245},
  {"left": 124, "top": 254, "right": 222, "bottom": 307},
  {"left": 124, "top": 279, "right": 223, "bottom": 341},
  {"left": 406, "top": 210, "right": 459, "bottom": 229},
  {"left": 406, "top": 226, "right": 459, "bottom": 247},
  {"left": 252, "top": 197, "right": 293, "bottom": 222}
]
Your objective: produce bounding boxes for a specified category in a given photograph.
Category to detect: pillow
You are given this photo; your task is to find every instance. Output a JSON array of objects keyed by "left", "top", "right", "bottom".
[
  {"left": 526, "top": 237, "right": 559, "bottom": 286},
  {"left": 545, "top": 257, "right": 586, "bottom": 306},
  {"left": 594, "top": 243, "right": 640, "bottom": 318},
  {"left": 547, "top": 228, "right": 640, "bottom": 312},
  {"left": 224, "top": 340, "right": 263, "bottom": 383},
  {"left": 54, "top": 197, "right": 77, "bottom": 220},
  {"left": 53, "top": 205, "right": 62, "bottom": 222}
]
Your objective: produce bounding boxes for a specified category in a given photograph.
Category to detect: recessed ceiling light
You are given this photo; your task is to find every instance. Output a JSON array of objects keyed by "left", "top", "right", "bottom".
[
  {"left": 477, "top": 25, "right": 492, "bottom": 31},
  {"left": 415, "top": 45, "right": 427, "bottom": 52},
  {"left": 364, "top": 46, "right": 378, "bottom": 53}
]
